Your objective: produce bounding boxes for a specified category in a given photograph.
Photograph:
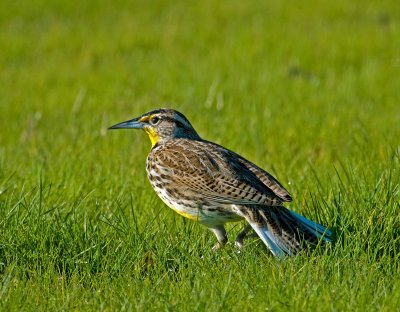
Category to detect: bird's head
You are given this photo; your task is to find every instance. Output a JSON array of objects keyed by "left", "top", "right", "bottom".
[{"left": 109, "top": 108, "right": 201, "bottom": 147}]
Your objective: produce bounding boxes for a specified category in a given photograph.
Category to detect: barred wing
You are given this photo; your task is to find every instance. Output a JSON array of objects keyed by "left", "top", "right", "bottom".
[{"left": 150, "top": 140, "right": 292, "bottom": 206}]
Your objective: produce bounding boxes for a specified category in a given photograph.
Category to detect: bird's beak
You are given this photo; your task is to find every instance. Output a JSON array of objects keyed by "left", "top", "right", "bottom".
[{"left": 108, "top": 117, "right": 144, "bottom": 130}]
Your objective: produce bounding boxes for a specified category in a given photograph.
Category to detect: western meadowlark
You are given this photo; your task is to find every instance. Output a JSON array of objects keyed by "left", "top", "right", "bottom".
[{"left": 110, "top": 108, "right": 331, "bottom": 257}]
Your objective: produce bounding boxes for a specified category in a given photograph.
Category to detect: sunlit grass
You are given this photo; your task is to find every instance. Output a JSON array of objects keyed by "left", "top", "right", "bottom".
[{"left": 1, "top": 0, "right": 399, "bottom": 310}]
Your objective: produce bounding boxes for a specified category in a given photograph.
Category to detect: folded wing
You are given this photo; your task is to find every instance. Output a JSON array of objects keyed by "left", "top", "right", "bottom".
[{"left": 154, "top": 140, "right": 292, "bottom": 207}]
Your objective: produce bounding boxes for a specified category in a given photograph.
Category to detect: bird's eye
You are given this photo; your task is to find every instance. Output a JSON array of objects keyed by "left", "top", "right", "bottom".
[{"left": 149, "top": 116, "right": 160, "bottom": 125}]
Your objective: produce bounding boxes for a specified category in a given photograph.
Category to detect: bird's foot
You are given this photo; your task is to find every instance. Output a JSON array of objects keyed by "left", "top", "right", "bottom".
[{"left": 235, "top": 225, "right": 255, "bottom": 248}]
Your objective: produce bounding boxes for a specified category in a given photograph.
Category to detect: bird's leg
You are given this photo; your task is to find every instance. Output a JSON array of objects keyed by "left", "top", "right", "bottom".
[
  {"left": 209, "top": 225, "right": 228, "bottom": 251},
  {"left": 235, "top": 225, "right": 254, "bottom": 248}
]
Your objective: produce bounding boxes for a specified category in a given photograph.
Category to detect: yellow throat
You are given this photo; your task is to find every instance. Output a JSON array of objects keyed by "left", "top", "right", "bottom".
[
  {"left": 144, "top": 126, "right": 159, "bottom": 147},
  {"left": 139, "top": 115, "right": 160, "bottom": 148}
]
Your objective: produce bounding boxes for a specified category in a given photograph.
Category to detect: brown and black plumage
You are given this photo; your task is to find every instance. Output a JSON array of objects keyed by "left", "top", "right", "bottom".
[{"left": 110, "top": 108, "right": 331, "bottom": 257}]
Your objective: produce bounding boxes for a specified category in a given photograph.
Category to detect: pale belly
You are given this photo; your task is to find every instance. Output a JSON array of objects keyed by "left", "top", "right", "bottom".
[
  {"left": 149, "top": 180, "right": 243, "bottom": 225},
  {"left": 146, "top": 156, "right": 243, "bottom": 225}
]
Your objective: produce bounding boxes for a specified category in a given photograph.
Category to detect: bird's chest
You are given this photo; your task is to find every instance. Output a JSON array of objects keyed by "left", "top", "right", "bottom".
[
  {"left": 145, "top": 151, "right": 243, "bottom": 225},
  {"left": 146, "top": 155, "right": 200, "bottom": 221}
]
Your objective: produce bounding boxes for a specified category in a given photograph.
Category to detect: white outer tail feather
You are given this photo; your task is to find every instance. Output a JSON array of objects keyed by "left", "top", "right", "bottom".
[
  {"left": 250, "top": 226, "right": 289, "bottom": 258},
  {"left": 244, "top": 208, "right": 332, "bottom": 258}
]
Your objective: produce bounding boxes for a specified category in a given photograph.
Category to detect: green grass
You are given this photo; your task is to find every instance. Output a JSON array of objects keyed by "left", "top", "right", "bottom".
[{"left": 1, "top": 0, "right": 399, "bottom": 310}]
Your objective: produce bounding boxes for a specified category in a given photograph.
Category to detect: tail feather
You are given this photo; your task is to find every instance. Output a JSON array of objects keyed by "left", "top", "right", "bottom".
[
  {"left": 250, "top": 226, "right": 290, "bottom": 258},
  {"left": 288, "top": 210, "right": 332, "bottom": 242},
  {"left": 241, "top": 205, "right": 332, "bottom": 257}
]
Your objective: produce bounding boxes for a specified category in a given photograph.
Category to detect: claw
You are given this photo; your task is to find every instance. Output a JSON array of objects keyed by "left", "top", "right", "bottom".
[{"left": 212, "top": 242, "right": 224, "bottom": 251}]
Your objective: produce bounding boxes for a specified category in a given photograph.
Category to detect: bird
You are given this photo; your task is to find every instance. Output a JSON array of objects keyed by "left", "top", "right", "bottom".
[{"left": 109, "top": 108, "right": 332, "bottom": 257}]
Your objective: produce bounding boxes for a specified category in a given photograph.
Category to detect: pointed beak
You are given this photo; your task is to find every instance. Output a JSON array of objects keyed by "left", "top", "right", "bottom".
[{"left": 108, "top": 117, "right": 144, "bottom": 130}]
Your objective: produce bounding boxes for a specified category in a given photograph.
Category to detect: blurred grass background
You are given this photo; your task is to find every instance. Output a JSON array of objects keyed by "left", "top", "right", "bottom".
[{"left": 1, "top": 0, "right": 399, "bottom": 311}]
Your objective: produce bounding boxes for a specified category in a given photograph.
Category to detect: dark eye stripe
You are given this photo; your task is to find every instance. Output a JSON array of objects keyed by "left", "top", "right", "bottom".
[{"left": 175, "top": 120, "right": 186, "bottom": 128}]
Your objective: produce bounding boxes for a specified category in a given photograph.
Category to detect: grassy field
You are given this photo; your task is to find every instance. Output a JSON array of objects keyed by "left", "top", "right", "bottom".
[{"left": 1, "top": 0, "right": 399, "bottom": 310}]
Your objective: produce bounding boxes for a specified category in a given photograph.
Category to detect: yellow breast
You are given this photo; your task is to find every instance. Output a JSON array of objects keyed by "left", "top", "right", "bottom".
[{"left": 171, "top": 208, "right": 199, "bottom": 221}]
